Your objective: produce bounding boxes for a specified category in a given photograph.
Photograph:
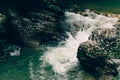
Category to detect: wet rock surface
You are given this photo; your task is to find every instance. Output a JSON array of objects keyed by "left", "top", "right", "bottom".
[
  {"left": 77, "top": 27, "right": 120, "bottom": 79},
  {"left": 0, "top": 0, "right": 70, "bottom": 48},
  {"left": 0, "top": 0, "right": 69, "bottom": 61},
  {"left": 10, "top": 10, "right": 66, "bottom": 47},
  {"left": 89, "top": 27, "right": 120, "bottom": 58}
]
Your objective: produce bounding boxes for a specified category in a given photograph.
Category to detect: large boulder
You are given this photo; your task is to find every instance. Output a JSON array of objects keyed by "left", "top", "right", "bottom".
[
  {"left": 0, "top": 0, "right": 85, "bottom": 48},
  {"left": 89, "top": 27, "right": 120, "bottom": 58},
  {"left": 77, "top": 41, "right": 118, "bottom": 76},
  {"left": 77, "top": 27, "right": 120, "bottom": 78},
  {"left": 0, "top": 0, "right": 69, "bottom": 48},
  {"left": 8, "top": 10, "right": 66, "bottom": 48}
]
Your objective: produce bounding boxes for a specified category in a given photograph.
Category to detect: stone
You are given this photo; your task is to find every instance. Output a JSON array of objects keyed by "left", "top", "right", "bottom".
[
  {"left": 77, "top": 27, "right": 120, "bottom": 78},
  {"left": 8, "top": 10, "right": 66, "bottom": 48}
]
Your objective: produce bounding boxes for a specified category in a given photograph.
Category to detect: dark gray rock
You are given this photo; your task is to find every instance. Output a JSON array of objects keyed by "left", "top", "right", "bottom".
[
  {"left": 0, "top": 14, "right": 6, "bottom": 38},
  {"left": 10, "top": 10, "right": 67, "bottom": 48},
  {"left": 89, "top": 27, "right": 120, "bottom": 58},
  {"left": 0, "top": 40, "right": 8, "bottom": 62},
  {"left": 77, "top": 41, "right": 118, "bottom": 76},
  {"left": 0, "top": 14, "right": 8, "bottom": 61},
  {"left": 77, "top": 27, "right": 120, "bottom": 78},
  {"left": 0, "top": 0, "right": 68, "bottom": 48}
]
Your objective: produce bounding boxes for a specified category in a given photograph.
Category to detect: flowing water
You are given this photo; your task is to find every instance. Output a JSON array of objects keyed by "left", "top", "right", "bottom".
[{"left": 0, "top": 10, "right": 118, "bottom": 80}]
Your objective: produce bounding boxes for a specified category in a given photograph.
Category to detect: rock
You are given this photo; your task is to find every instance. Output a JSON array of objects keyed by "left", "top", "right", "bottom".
[
  {"left": 0, "top": 14, "right": 7, "bottom": 61},
  {"left": 9, "top": 10, "right": 67, "bottom": 48},
  {"left": 0, "top": 0, "right": 83, "bottom": 49},
  {"left": 0, "top": 13, "right": 6, "bottom": 38},
  {"left": 77, "top": 27, "right": 120, "bottom": 78},
  {"left": 0, "top": 40, "right": 7, "bottom": 61},
  {"left": 0, "top": 13, "right": 21, "bottom": 61},
  {"left": 99, "top": 75, "right": 113, "bottom": 80},
  {"left": 24, "top": 40, "right": 40, "bottom": 48},
  {"left": 0, "top": 0, "right": 67, "bottom": 48},
  {"left": 89, "top": 28, "right": 120, "bottom": 44},
  {"left": 77, "top": 41, "right": 118, "bottom": 76},
  {"left": 89, "top": 27, "right": 120, "bottom": 58}
]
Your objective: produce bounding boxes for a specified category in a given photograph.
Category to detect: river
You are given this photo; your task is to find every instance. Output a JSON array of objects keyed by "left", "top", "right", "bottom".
[{"left": 0, "top": 9, "right": 118, "bottom": 80}]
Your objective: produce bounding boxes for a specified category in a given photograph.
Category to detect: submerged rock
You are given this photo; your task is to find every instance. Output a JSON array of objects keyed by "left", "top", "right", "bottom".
[
  {"left": 5, "top": 45, "right": 21, "bottom": 56},
  {"left": 0, "top": 40, "right": 8, "bottom": 62},
  {"left": 77, "top": 27, "right": 120, "bottom": 79},
  {"left": 0, "top": 39, "right": 21, "bottom": 61}
]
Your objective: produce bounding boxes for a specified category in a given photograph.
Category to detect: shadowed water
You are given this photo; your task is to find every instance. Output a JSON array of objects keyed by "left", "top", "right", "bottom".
[{"left": 79, "top": 0, "right": 120, "bottom": 13}]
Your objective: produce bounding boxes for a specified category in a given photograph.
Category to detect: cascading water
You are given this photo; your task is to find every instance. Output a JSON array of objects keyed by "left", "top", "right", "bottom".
[
  {"left": 29, "top": 10, "right": 118, "bottom": 80},
  {"left": 6, "top": 10, "right": 118, "bottom": 80},
  {"left": 44, "top": 10, "right": 118, "bottom": 73},
  {"left": 0, "top": 10, "right": 118, "bottom": 80}
]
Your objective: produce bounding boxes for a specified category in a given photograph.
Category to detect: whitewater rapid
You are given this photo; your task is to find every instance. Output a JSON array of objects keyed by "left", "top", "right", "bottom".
[
  {"left": 27, "top": 10, "right": 119, "bottom": 80},
  {"left": 43, "top": 10, "right": 118, "bottom": 74}
]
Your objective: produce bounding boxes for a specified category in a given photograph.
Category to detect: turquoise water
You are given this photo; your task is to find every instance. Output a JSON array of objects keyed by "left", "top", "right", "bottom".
[
  {"left": 0, "top": 47, "right": 96, "bottom": 80},
  {"left": 0, "top": 47, "right": 43, "bottom": 80},
  {"left": 0, "top": 46, "right": 92, "bottom": 80}
]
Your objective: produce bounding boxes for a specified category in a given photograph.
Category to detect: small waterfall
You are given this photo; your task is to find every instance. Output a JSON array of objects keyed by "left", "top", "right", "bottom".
[
  {"left": 44, "top": 31, "right": 89, "bottom": 74},
  {"left": 43, "top": 10, "right": 118, "bottom": 74}
]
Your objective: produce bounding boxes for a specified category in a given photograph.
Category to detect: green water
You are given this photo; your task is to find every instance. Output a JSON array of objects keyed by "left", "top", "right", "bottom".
[
  {"left": 0, "top": 47, "right": 43, "bottom": 80},
  {"left": 0, "top": 47, "right": 95, "bottom": 80},
  {"left": 79, "top": 0, "right": 120, "bottom": 13}
]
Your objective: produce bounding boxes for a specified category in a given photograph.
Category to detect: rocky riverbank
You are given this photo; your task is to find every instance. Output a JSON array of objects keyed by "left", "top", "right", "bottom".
[{"left": 0, "top": 0, "right": 70, "bottom": 61}]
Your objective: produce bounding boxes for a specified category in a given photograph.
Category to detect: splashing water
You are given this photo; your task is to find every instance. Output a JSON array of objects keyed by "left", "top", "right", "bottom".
[
  {"left": 0, "top": 10, "right": 119, "bottom": 80},
  {"left": 43, "top": 10, "right": 118, "bottom": 74},
  {"left": 29, "top": 10, "right": 118, "bottom": 80}
]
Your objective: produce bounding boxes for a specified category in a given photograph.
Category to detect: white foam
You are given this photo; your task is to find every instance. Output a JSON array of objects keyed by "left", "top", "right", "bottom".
[
  {"left": 5, "top": 45, "right": 21, "bottom": 56},
  {"left": 29, "top": 61, "right": 35, "bottom": 80},
  {"left": 43, "top": 10, "right": 118, "bottom": 74},
  {"left": 10, "top": 49, "right": 21, "bottom": 56}
]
